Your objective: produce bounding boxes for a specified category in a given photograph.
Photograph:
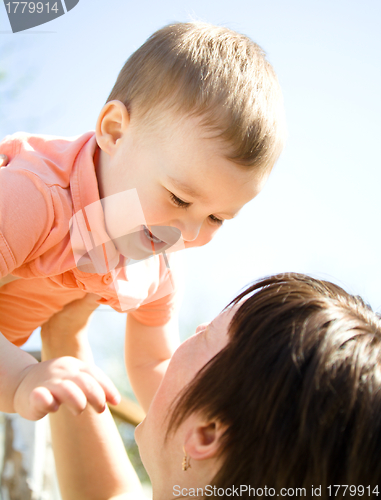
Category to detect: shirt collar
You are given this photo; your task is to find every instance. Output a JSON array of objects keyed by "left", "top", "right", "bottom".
[{"left": 70, "top": 133, "right": 119, "bottom": 274}]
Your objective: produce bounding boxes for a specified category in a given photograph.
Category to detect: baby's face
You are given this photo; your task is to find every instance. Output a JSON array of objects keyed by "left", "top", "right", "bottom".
[{"left": 97, "top": 112, "right": 268, "bottom": 258}]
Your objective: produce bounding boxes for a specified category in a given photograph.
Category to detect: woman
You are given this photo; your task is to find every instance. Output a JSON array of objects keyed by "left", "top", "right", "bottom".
[{"left": 42, "top": 273, "right": 381, "bottom": 499}]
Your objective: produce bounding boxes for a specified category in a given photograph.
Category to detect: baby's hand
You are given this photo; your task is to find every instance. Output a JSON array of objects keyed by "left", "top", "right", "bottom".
[{"left": 13, "top": 356, "right": 121, "bottom": 421}]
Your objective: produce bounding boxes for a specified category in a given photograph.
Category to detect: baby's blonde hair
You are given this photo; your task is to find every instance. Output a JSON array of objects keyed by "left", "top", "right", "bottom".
[{"left": 107, "top": 22, "right": 286, "bottom": 170}]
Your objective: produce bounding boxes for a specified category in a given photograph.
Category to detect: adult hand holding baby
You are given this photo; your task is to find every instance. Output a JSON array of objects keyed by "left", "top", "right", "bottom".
[{"left": 40, "top": 292, "right": 101, "bottom": 359}]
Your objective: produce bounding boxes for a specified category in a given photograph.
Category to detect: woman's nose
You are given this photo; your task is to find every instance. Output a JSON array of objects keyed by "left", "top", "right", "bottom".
[{"left": 195, "top": 322, "right": 210, "bottom": 334}]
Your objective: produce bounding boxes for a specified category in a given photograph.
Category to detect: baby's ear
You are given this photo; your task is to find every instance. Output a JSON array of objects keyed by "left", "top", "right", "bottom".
[{"left": 95, "top": 100, "right": 130, "bottom": 155}]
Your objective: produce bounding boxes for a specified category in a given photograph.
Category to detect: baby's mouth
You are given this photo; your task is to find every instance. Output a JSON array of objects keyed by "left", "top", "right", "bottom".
[{"left": 143, "top": 226, "right": 165, "bottom": 245}]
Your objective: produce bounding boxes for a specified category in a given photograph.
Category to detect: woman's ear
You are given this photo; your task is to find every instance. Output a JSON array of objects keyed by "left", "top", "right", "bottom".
[
  {"left": 95, "top": 100, "right": 130, "bottom": 155},
  {"left": 184, "top": 419, "right": 227, "bottom": 462}
]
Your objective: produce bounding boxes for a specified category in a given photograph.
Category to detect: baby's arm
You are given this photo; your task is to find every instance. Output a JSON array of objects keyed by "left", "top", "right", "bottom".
[
  {"left": 125, "top": 313, "right": 180, "bottom": 413},
  {"left": 0, "top": 331, "right": 120, "bottom": 420}
]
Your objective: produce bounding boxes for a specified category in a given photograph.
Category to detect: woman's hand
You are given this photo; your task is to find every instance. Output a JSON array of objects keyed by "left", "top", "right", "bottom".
[{"left": 41, "top": 293, "right": 100, "bottom": 362}]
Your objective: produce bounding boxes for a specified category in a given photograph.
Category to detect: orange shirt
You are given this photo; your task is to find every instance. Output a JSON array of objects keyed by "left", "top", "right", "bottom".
[{"left": 0, "top": 132, "right": 179, "bottom": 346}]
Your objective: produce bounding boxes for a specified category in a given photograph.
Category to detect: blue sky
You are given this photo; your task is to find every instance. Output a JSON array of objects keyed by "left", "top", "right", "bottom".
[{"left": 0, "top": 0, "right": 380, "bottom": 351}]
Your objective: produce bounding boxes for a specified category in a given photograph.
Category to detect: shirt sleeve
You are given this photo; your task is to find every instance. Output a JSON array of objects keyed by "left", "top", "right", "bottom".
[
  {"left": 128, "top": 252, "right": 184, "bottom": 327},
  {"left": 0, "top": 166, "right": 53, "bottom": 278}
]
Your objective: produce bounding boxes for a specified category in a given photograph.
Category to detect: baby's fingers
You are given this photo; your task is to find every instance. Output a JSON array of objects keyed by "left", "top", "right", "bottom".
[
  {"left": 69, "top": 371, "right": 108, "bottom": 413},
  {"left": 81, "top": 365, "right": 121, "bottom": 407},
  {"left": 29, "top": 386, "right": 60, "bottom": 420},
  {"left": 50, "top": 379, "right": 89, "bottom": 416}
]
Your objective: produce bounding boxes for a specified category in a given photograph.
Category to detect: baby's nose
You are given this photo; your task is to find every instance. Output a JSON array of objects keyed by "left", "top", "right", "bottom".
[{"left": 180, "top": 221, "right": 202, "bottom": 242}]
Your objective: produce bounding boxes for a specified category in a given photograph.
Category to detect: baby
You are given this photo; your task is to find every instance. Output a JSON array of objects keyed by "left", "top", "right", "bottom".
[{"left": 0, "top": 22, "right": 285, "bottom": 418}]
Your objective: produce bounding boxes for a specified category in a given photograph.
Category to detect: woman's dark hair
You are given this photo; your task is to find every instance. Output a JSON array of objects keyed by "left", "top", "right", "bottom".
[{"left": 168, "top": 273, "right": 381, "bottom": 498}]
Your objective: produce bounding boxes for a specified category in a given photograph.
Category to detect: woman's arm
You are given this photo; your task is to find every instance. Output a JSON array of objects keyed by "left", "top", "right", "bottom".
[{"left": 41, "top": 295, "right": 144, "bottom": 500}]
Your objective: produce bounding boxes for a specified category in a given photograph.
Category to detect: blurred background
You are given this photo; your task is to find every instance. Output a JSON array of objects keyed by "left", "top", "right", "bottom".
[{"left": 0, "top": 0, "right": 380, "bottom": 488}]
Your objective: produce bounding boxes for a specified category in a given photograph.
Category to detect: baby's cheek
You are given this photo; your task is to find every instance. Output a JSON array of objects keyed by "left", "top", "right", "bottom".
[
  {"left": 184, "top": 225, "right": 218, "bottom": 249},
  {"left": 143, "top": 203, "right": 173, "bottom": 225}
]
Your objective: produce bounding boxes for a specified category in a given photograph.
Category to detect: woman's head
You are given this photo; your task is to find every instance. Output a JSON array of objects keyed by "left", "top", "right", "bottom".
[{"left": 136, "top": 273, "right": 381, "bottom": 498}]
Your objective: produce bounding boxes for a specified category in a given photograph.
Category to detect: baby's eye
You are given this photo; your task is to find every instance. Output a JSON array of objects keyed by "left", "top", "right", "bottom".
[
  {"left": 209, "top": 214, "right": 224, "bottom": 226},
  {"left": 170, "top": 192, "right": 190, "bottom": 209}
]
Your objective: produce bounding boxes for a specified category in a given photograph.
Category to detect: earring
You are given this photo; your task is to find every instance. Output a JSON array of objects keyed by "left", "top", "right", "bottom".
[{"left": 182, "top": 446, "right": 191, "bottom": 471}]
